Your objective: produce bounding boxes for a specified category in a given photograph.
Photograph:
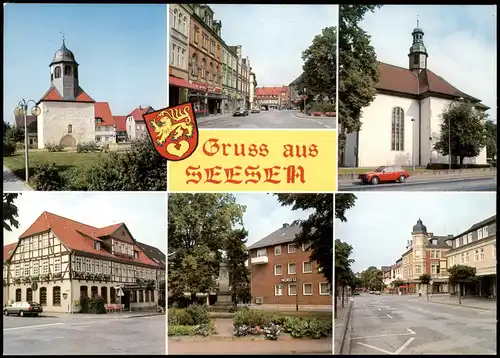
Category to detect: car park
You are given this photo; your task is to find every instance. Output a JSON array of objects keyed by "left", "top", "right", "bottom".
[
  {"left": 4, "top": 301, "right": 43, "bottom": 317},
  {"left": 358, "top": 165, "right": 410, "bottom": 185}
]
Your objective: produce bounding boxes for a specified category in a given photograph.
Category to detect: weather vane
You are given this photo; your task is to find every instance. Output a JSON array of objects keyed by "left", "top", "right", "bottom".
[
  {"left": 417, "top": 15, "right": 419, "bottom": 28},
  {"left": 60, "top": 31, "right": 65, "bottom": 42}
]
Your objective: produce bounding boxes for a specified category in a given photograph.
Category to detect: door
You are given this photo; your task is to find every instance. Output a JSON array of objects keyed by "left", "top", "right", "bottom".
[
  {"left": 384, "top": 166, "right": 396, "bottom": 181},
  {"left": 121, "top": 290, "right": 130, "bottom": 310}
]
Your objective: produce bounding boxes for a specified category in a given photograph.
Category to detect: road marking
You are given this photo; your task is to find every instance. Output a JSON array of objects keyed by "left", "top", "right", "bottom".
[
  {"left": 351, "top": 331, "right": 415, "bottom": 340},
  {"left": 407, "top": 328, "right": 416, "bottom": 334},
  {"left": 387, "top": 314, "right": 393, "bottom": 319},
  {"left": 394, "top": 337, "right": 415, "bottom": 355},
  {"left": 378, "top": 308, "right": 382, "bottom": 311},
  {"left": 3, "top": 322, "right": 64, "bottom": 331},
  {"left": 357, "top": 342, "right": 393, "bottom": 355},
  {"left": 357, "top": 336, "right": 415, "bottom": 355}
]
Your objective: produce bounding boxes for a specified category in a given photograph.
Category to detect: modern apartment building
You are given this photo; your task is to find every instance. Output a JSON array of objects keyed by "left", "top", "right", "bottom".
[
  {"left": 4, "top": 212, "right": 165, "bottom": 313},
  {"left": 248, "top": 223, "right": 332, "bottom": 306}
]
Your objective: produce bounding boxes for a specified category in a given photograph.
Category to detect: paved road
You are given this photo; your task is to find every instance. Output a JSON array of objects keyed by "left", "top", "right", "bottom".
[
  {"left": 197, "top": 110, "right": 335, "bottom": 129},
  {"left": 3, "top": 314, "right": 166, "bottom": 354},
  {"left": 338, "top": 174, "right": 496, "bottom": 192},
  {"left": 3, "top": 165, "right": 32, "bottom": 192},
  {"left": 347, "top": 294, "right": 496, "bottom": 355}
]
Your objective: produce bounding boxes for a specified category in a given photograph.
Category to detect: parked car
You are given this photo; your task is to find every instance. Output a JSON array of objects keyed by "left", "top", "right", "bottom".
[
  {"left": 4, "top": 301, "right": 43, "bottom": 317},
  {"left": 358, "top": 165, "right": 409, "bottom": 185},
  {"left": 233, "top": 108, "right": 249, "bottom": 117},
  {"left": 369, "top": 291, "right": 374, "bottom": 294},
  {"left": 251, "top": 108, "right": 260, "bottom": 113},
  {"left": 353, "top": 292, "right": 360, "bottom": 296},
  {"left": 374, "top": 291, "right": 381, "bottom": 295}
]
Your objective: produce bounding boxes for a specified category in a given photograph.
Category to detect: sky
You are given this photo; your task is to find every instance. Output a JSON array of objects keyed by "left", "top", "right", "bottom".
[
  {"left": 209, "top": 4, "right": 338, "bottom": 87},
  {"left": 3, "top": 4, "right": 167, "bottom": 123},
  {"left": 335, "top": 192, "right": 496, "bottom": 273},
  {"left": 361, "top": 5, "right": 497, "bottom": 121},
  {"left": 234, "top": 193, "right": 313, "bottom": 246},
  {"left": 3, "top": 192, "right": 167, "bottom": 253}
]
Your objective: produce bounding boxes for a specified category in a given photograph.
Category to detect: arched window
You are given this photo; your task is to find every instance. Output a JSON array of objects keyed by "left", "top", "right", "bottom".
[
  {"left": 391, "top": 107, "right": 405, "bottom": 151},
  {"left": 177, "top": 11, "right": 182, "bottom": 32},
  {"left": 91, "top": 286, "right": 98, "bottom": 298},
  {"left": 209, "top": 62, "right": 214, "bottom": 81},
  {"left": 80, "top": 285, "right": 88, "bottom": 298},
  {"left": 64, "top": 65, "right": 72, "bottom": 76},
  {"left": 54, "top": 66, "right": 61, "bottom": 79},
  {"left": 191, "top": 54, "right": 198, "bottom": 76},
  {"left": 201, "top": 58, "right": 207, "bottom": 79},
  {"left": 40, "top": 287, "right": 47, "bottom": 305},
  {"left": 173, "top": 9, "right": 177, "bottom": 30},
  {"left": 183, "top": 16, "right": 187, "bottom": 35},
  {"left": 110, "top": 287, "right": 116, "bottom": 304},
  {"left": 53, "top": 286, "right": 61, "bottom": 306},
  {"left": 16, "top": 288, "right": 22, "bottom": 302},
  {"left": 26, "top": 288, "right": 33, "bottom": 303},
  {"left": 68, "top": 124, "right": 73, "bottom": 133},
  {"left": 101, "top": 287, "right": 108, "bottom": 303}
]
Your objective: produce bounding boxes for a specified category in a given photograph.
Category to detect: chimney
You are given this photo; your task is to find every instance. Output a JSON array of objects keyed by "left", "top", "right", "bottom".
[
  {"left": 139, "top": 106, "right": 142, "bottom": 110},
  {"left": 282, "top": 223, "right": 289, "bottom": 228}
]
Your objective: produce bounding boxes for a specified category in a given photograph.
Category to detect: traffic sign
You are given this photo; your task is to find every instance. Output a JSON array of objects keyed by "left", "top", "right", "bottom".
[
  {"left": 429, "top": 281, "right": 433, "bottom": 285},
  {"left": 117, "top": 288, "right": 124, "bottom": 297}
]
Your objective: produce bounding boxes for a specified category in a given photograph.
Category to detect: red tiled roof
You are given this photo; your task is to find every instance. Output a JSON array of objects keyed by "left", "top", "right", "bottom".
[
  {"left": 39, "top": 86, "right": 95, "bottom": 103},
  {"left": 256, "top": 87, "right": 282, "bottom": 97},
  {"left": 4, "top": 243, "right": 17, "bottom": 262},
  {"left": 377, "top": 62, "right": 479, "bottom": 101},
  {"left": 128, "top": 106, "right": 153, "bottom": 122},
  {"left": 280, "top": 86, "right": 289, "bottom": 93},
  {"left": 113, "top": 116, "right": 127, "bottom": 132},
  {"left": 94, "top": 102, "right": 114, "bottom": 127},
  {"left": 18, "top": 212, "right": 159, "bottom": 268}
]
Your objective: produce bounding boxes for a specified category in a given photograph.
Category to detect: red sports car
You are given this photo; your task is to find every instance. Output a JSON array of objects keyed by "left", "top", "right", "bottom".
[{"left": 358, "top": 166, "right": 410, "bottom": 185}]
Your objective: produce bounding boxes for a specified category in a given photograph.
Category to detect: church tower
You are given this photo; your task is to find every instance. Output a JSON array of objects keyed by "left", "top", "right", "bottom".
[
  {"left": 49, "top": 37, "right": 79, "bottom": 101},
  {"left": 408, "top": 19, "right": 428, "bottom": 73}
]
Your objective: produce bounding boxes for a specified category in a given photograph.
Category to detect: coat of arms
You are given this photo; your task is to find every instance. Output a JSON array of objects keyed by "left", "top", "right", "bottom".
[{"left": 143, "top": 102, "right": 199, "bottom": 161}]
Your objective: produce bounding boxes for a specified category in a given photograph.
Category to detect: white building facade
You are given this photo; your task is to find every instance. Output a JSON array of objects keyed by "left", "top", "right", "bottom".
[{"left": 344, "top": 26, "right": 488, "bottom": 168}]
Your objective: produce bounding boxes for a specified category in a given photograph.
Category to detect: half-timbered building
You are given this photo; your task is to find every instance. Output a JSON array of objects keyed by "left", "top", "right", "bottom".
[{"left": 4, "top": 212, "right": 166, "bottom": 313}]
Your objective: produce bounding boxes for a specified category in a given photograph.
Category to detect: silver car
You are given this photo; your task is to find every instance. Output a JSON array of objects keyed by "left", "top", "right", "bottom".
[{"left": 4, "top": 301, "right": 43, "bottom": 317}]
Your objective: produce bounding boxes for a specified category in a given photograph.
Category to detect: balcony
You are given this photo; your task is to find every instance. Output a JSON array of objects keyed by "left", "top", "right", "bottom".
[{"left": 251, "top": 256, "right": 268, "bottom": 265}]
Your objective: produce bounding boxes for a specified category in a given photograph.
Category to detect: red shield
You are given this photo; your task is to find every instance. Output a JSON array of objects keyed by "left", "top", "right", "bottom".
[{"left": 143, "top": 102, "right": 199, "bottom": 161}]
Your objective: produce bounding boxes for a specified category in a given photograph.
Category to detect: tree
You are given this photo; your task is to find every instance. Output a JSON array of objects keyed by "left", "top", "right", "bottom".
[
  {"left": 391, "top": 279, "right": 405, "bottom": 292},
  {"left": 5, "top": 125, "right": 25, "bottom": 143},
  {"left": 338, "top": 5, "right": 382, "bottom": 165},
  {"left": 448, "top": 264, "right": 476, "bottom": 305},
  {"left": 335, "top": 240, "right": 354, "bottom": 313},
  {"left": 335, "top": 193, "right": 357, "bottom": 222},
  {"left": 301, "top": 26, "right": 336, "bottom": 103},
  {"left": 3, "top": 193, "right": 21, "bottom": 231},
  {"left": 418, "top": 273, "right": 432, "bottom": 300},
  {"left": 360, "top": 266, "right": 383, "bottom": 291},
  {"left": 225, "top": 228, "right": 251, "bottom": 304},
  {"left": 484, "top": 119, "right": 497, "bottom": 160},
  {"left": 433, "top": 101, "right": 487, "bottom": 167},
  {"left": 274, "top": 194, "right": 333, "bottom": 285}
]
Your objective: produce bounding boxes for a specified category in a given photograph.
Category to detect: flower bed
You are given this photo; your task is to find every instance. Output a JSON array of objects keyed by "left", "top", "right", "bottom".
[{"left": 168, "top": 304, "right": 215, "bottom": 337}]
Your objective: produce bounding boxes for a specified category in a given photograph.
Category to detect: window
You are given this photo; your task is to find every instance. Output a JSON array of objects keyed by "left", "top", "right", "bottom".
[
  {"left": 274, "top": 284, "right": 283, "bottom": 296},
  {"left": 477, "top": 229, "right": 483, "bottom": 240},
  {"left": 42, "top": 260, "right": 49, "bottom": 274},
  {"left": 210, "top": 40, "right": 215, "bottom": 54},
  {"left": 53, "top": 286, "right": 61, "bottom": 306},
  {"left": 201, "top": 58, "right": 207, "bottom": 78},
  {"left": 274, "top": 245, "right": 281, "bottom": 256},
  {"left": 16, "top": 289, "right": 22, "bottom": 302},
  {"left": 64, "top": 65, "right": 72, "bottom": 76},
  {"left": 54, "top": 258, "right": 61, "bottom": 272},
  {"left": 460, "top": 253, "right": 464, "bottom": 263},
  {"left": 431, "top": 265, "right": 437, "bottom": 274},
  {"left": 391, "top": 107, "right": 405, "bottom": 151},
  {"left": 288, "top": 262, "right": 296, "bottom": 274},
  {"left": 24, "top": 265, "right": 30, "bottom": 276},
  {"left": 33, "top": 239, "right": 39, "bottom": 251},
  {"left": 319, "top": 283, "right": 330, "bottom": 295},
  {"left": 465, "top": 251, "right": 469, "bottom": 263},
  {"left": 303, "top": 283, "right": 313, "bottom": 296},
  {"left": 436, "top": 251, "right": 440, "bottom": 259},
  {"left": 85, "top": 258, "right": 92, "bottom": 272},
  {"left": 302, "top": 242, "right": 311, "bottom": 251},
  {"left": 480, "top": 248, "right": 484, "bottom": 260},
  {"left": 256, "top": 248, "right": 267, "bottom": 257},
  {"left": 75, "top": 257, "right": 83, "bottom": 271},
  {"left": 288, "top": 284, "right": 297, "bottom": 296},
  {"left": 302, "top": 261, "right": 312, "bottom": 273},
  {"left": 455, "top": 238, "right": 460, "bottom": 248},
  {"left": 430, "top": 250, "right": 435, "bottom": 259},
  {"left": 26, "top": 288, "right": 33, "bottom": 302},
  {"left": 194, "top": 27, "right": 199, "bottom": 43},
  {"left": 40, "top": 287, "right": 47, "bottom": 305},
  {"left": 274, "top": 264, "right": 282, "bottom": 275},
  {"left": 415, "top": 265, "right": 421, "bottom": 274},
  {"left": 94, "top": 242, "right": 101, "bottom": 250},
  {"left": 288, "top": 243, "right": 296, "bottom": 253},
  {"left": 475, "top": 249, "right": 480, "bottom": 261},
  {"left": 482, "top": 226, "right": 489, "bottom": 238},
  {"left": 15, "top": 264, "right": 21, "bottom": 277},
  {"left": 54, "top": 66, "right": 61, "bottom": 78},
  {"left": 68, "top": 124, "right": 72, "bottom": 134},
  {"left": 183, "top": 16, "right": 187, "bottom": 35},
  {"left": 33, "top": 262, "right": 39, "bottom": 275},
  {"left": 467, "top": 233, "right": 473, "bottom": 244}
]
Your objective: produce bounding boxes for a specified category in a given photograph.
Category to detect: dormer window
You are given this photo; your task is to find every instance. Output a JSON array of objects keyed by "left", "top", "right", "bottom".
[
  {"left": 96, "top": 118, "right": 103, "bottom": 124},
  {"left": 94, "top": 241, "right": 101, "bottom": 250},
  {"left": 134, "top": 251, "right": 139, "bottom": 259}
]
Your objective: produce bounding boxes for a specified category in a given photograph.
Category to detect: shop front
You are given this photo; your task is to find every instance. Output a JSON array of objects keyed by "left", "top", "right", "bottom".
[
  {"left": 207, "top": 86, "right": 223, "bottom": 115},
  {"left": 188, "top": 82, "right": 209, "bottom": 118},
  {"left": 169, "top": 67, "right": 191, "bottom": 107}
]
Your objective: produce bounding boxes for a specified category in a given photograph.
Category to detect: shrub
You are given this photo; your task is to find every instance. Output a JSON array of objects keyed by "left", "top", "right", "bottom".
[
  {"left": 168, "top": 325, "right": 198, "bottom": 336},
  {"left": 5, "top": 126, "right": 25, "bottom": 143},
  {"left": 77, "top": 141, "right": 100, "bottom": 153},
  {"left": 168, "top": 304, "right": 209, "bottom": 326},
  {"left": 324, "top": 112, "right": 336, "bottom": 117},
  {"left": 426, "top": 163, "right": 492, "bottom": 170},
  {"left": 88, "top": 296, "right": 107, "bottom": 314},
  {"left": 282, "top": 316, "right": 332, "bottom": 339},
  {"left": 233, "top": 309, "right": 271, "bottom": 328},
  {"left": 30, "top": 162, "right": 64, "bottom": 190},
  {"left": 45, "top": 142, "right": 64, "bottom": 152},
  {"left": 3, "top": 139, "right": 16, "bottom": 157}
]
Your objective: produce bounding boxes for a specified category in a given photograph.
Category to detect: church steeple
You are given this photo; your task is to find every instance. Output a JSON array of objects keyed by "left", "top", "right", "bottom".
[
  {"left": 408, "top": 17, "right": 428, "bottom": 73},
  {"left": 49, "top": 34, "right": 80, "bottom": 101}
]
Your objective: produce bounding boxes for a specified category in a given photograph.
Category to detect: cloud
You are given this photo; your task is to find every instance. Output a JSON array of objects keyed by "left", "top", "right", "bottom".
[
  {"left": 3, "top": 192, "right": 166, "bottom": 252},
  {"left": 361, "top": 5, "right": 497, "bottom": 121}
]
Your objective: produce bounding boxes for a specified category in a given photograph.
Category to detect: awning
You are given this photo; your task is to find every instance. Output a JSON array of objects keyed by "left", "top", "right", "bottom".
[{"left": 169, "top": 75, "right": 197, "bottom": 90}]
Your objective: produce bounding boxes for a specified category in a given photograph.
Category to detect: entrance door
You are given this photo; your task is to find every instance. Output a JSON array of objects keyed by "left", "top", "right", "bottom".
[{"left": 121, "top": 290, "right": 131, "bottom": 310}]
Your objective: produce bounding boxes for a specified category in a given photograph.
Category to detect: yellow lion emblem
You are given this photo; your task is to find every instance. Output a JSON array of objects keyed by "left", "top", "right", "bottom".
[{"left": 150, "top": 105, "right": 194, "bottom": 145}]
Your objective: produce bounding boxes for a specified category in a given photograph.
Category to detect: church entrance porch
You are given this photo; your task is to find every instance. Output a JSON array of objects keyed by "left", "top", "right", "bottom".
[{"left": 60, "top": 134, "right": 76, "bottom": 147}]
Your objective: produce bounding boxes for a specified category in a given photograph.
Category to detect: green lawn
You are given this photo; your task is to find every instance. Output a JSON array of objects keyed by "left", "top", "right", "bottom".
[
  {"left": 4, "top": 150, "right": 109, "bottom": 181},
  {"left": 338, "top": 167, "right": 428, "bottom": 175}
]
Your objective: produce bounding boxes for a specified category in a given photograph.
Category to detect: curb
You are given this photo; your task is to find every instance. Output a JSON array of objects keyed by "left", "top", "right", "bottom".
[
  {"left": 291, "top": 112, "right": 334, "bottom": 121},
  {"left": 169, "top": 335, "right": 332, "bottom": 343},
  {"left": 419, "top": 299, "right": 495, "bottom": 311},
  {"left": 125, "top": 313, "right": 165, "bottom": 318},
  {"left": 337, "top": 299, "right": 353, "bottom": 355}
]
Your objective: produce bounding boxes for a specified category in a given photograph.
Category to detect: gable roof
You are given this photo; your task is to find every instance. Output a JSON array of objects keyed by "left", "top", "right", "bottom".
[
  {"left": 377, "top": 62, "right": 486, "bottom": 107},
  {"left": 136, "top": 241, "right": 166, "bottom": 269},
  {"left": 38, "top": 85, "right": 95, "bottom": 103},
  {"left": 128, "top": 106, "right": 153, "bottom": 122},
  {"left": 248, "top": 223, "right": 301, "bottom": 250},
  {"left": 255, "top": 86, "right": 282, "bottom": 97},
  {"left": 4, "top": 243, "right": 17, "bottom": 262},
  {"left": 113, "top": 116, "right": 127, "bottom": 132},
  {"left": 289, "top": 74, "right": 303, "bottom": 86},
  {"left": 94, "top": 102, "right": 114, "bottom": 127},
  {"left": 18, "top": 212, "right": 159, "bottom": 267}
]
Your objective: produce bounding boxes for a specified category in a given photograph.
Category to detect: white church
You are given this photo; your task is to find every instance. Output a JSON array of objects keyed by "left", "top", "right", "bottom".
[
  {"left": 36, "top": 39, "right": 96, "bottom": 149},
  {"left": 343, "top": 24, "right": 489, "bottom": 168}
]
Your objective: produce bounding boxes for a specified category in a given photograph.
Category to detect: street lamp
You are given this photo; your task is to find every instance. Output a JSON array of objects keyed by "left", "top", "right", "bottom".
[
  {"left": 411, "top": 118, "right": 416, "bottom": 171},
  {"left": 14, "top": 99, "right": 41, "bottom": 183}
]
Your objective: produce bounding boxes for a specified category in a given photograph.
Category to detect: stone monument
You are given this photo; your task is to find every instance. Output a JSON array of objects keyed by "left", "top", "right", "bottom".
[{"left": 212, "top": 261, "right": 233, "bottom": 311}]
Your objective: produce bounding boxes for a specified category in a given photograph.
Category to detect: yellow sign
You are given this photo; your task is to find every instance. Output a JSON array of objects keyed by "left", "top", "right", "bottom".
[{"left": 168, "top": 129, "right": 337, "bottom": 192}]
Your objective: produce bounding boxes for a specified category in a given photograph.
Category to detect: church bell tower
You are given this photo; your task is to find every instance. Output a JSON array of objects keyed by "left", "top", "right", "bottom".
[
  {"left": 408, "top": 19, "right": 428, "bottom": 73},
  {"left": 49, "top": 36, "right": 80, "bottom": 101}
]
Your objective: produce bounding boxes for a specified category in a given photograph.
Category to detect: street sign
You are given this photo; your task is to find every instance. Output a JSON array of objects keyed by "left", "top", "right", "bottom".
[
  {"left": 429, "top": 281, "right": 433, "bottom": 285},
  {"left": 31, "top": 282, "right": 38, "bottom": 291},
  {"left": 117, "top": 288, "right": 124, "bottom": 297}
]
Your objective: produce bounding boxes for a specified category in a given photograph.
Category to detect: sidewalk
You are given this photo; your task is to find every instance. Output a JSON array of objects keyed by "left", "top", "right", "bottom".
[
  {"left": 197, "top": 112, "right": 232, "bottom": 123},
  {"left": 334, "top": 298, "right": 353, "bottom": 354},
  {"left": 416, "top": 294, "right": 496, "bottom": 311},
  {"left": 43, "top": 311, "right": 164, "bottom": 319},
  {"left": 291, "top": 111, "right": 336, "bottom": 127},
  {"left": 3, "top": 166, "right": 32, "bottom": 191}
]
